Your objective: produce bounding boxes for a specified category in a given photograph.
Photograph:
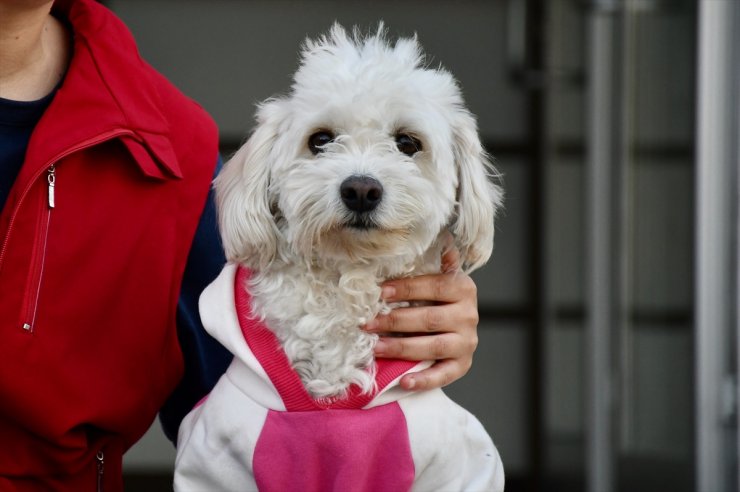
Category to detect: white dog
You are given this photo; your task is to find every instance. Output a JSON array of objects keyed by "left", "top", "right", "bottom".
[{"left": 175, "top": 24, "right": 505, "bottom": 492}]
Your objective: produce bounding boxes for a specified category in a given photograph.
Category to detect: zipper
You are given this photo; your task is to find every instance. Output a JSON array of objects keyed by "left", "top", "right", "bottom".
[
  {"left": 96, "top": 450, "right": 105, "bottom": 492},
  {"left": 0, "top": 129, "right": 134, "bottom": 270},
  {"left": 0, "top": 130, "right": 134, "bottom": 332},
  {"left": 20, "top": 166, "right": 54, "bottom": 333}
]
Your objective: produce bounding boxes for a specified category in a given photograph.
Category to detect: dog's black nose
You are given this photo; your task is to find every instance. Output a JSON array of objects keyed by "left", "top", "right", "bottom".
[{"left": 340, "top": 176, "right": 383, "bottom": 213}]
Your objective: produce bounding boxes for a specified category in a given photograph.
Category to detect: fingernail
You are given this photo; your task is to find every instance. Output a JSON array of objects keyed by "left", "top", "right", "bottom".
[
  {"left": 381, "top": 285, "right": 396, "bottom": 300},
  {"left": 374, "top": 339, "right": 388, "bottom": 355},
  {"left": 405, "top": 377, "right": 416, "bottom": 390},
  {"left": 364, "top": 319, "right": 379, "bottom": 332}
]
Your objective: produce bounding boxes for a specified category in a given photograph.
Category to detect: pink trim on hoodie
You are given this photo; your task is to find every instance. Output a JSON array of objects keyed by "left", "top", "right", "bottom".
[{"left": 234, "top": 266, "right": 418, "bottom": 411}]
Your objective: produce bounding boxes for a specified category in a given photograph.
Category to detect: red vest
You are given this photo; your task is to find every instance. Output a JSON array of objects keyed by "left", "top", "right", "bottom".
[{"left": 0, "top": 1, "right": 219, "bottom": 490}]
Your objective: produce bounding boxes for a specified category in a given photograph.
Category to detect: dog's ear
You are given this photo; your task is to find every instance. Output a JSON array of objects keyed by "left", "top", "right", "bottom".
[
  {"left": 215, "top": 101, "right": 286, "bottom": 270},
  {"left": 450, "top": 110, "right": 503, "bottom": 273}
]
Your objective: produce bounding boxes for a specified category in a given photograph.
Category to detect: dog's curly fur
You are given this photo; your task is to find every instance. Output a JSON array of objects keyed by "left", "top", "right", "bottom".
[{"left": 215, "top": 24, "right": 502, "bottom": 400}]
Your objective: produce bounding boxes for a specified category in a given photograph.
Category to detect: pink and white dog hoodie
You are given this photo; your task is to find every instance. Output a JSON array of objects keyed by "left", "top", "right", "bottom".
[{"left": 174, "top": 264, "right": 505, "bottom": 491}]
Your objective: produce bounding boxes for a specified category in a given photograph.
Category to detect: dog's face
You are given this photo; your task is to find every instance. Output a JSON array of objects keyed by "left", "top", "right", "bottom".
[{"left": 217, "top": 25, "right": 502, "bottom": 272}]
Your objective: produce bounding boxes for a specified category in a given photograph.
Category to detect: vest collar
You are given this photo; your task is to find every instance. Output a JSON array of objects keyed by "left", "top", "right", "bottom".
[{"left": 21, "top": 0, "right": 181, "bottom": 181}]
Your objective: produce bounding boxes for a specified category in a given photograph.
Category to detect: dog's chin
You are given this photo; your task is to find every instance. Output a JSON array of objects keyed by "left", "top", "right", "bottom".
[
  {"left": 310, "top": 221, "right": 413, "bottom": 263},
  {"left": 343, "top": 216, "right": 380, "bottom": 231}
]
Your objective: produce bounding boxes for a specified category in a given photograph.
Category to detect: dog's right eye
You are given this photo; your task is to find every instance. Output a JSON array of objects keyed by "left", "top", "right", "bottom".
[
  {"left": 308, "top": 131, "right": 334, "bottom": 155},
  {"left": 395, "top": 133, "right": 422, "bottom": 156}
]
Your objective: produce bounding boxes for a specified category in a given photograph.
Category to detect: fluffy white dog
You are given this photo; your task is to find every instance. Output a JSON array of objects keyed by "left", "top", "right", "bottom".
[{"left": 175, "top": 25, "right": 505, "bottom": 492}]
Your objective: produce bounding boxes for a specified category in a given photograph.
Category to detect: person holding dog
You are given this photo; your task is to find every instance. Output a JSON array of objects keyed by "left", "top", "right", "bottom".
[{"left": 0, "top": 0, "right": 487, "bottom": 490}]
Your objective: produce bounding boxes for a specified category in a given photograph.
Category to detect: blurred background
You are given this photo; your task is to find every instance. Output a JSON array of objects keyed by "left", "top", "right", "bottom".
[{"left": 107, "top": 1, "right": 739, "bottom": 491}]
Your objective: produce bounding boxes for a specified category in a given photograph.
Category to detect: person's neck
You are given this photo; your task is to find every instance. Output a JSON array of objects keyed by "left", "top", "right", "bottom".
[{"left": 0, "top": 2, "right": 70, "bottom": 101}]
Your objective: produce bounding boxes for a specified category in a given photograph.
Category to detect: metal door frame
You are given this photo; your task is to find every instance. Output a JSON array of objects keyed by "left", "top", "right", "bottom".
[
  {"left": 586, "top": 1, "right": 740, "bottom": 491},
  {"left": 695, "top": 1, "right": 740, "bottom": 492}
]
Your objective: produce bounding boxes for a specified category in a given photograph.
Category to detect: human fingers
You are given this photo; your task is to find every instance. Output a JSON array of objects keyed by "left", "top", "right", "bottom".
[
  {"left": 397, "top": 358, "right": 473, "bottom": 390},
  {"left": 440, "top": 239, "right": 461, "bottom": 273},
  {"left": 380, "top": 271, "right": 477, "bottom": 304},
  {"left": 365, "top": 302, "right": 477, "bottom": 335},
  {"left": 373, "top": 331, "right": 475, "bottom": 365}
]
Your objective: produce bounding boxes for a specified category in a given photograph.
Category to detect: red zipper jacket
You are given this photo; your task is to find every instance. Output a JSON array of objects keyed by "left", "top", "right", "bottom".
[{"left": 0, "top": 1, "right": 219, "bottom": 490}]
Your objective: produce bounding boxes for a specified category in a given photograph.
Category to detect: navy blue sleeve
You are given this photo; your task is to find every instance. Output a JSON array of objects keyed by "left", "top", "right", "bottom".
[{"left": 159, "top": 156, "right": 233, "bottom": 443}]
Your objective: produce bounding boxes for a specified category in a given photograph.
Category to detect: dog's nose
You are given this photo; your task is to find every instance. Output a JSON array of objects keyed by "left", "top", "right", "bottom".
[{"left": 340, "top": 176, "right": 383, "bottom": 213}]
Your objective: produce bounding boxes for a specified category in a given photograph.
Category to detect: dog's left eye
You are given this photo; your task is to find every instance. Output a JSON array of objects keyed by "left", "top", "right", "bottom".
[
  {"left": 395, "top": 133, "right": 422, "bottom": 156},
  {"left": 308, "top": 131, "right": 335, "bottom": 155}
]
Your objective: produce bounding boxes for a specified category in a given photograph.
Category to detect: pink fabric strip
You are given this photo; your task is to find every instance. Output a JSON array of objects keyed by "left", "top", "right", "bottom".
[
  {"left": 234, "top": 266, "right": 418, "bottom": 411},
  {"left": 253, "top": 403, "right": 416, "bottom": 492}
]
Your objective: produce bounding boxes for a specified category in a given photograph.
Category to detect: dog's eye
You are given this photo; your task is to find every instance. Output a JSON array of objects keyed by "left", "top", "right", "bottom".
[
  {"left": 308, "top": 131, "right": 334, "bottom": 155},
  {"left": 395, "top": 133, "right": 422, "bottom": 156}
]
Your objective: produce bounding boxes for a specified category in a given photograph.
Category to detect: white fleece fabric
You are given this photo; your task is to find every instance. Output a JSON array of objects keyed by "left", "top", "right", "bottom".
[{"left": 174, "top": 264, "right": 505, "bottom": 492}]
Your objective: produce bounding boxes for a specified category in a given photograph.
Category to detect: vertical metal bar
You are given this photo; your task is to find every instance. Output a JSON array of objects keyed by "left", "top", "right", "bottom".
[
  {"left": 615, "top": 0, "right": 633, "bottom": 457},
  {"left": 585, "top": 3, "right": 619, "bottom": 492},
  {"left": 733, "top": 8, "right": 740, "bottom": 492},
  {"left": 523, "top": 0, "right": 546, "bottom": 488},
  {"left": 695, "top": 1, "right": 740, "bottom": 491},
  {"left": 736, "top": 7, "right": 740, "bottom": 486}
]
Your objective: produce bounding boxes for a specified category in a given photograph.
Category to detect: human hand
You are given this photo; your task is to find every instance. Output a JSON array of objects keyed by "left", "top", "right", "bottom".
[{"left": 363, "top": 246, "right": 480, "bottom": 391}]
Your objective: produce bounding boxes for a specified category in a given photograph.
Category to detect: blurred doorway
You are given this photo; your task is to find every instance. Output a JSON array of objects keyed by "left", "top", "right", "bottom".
[{"left": 532, "top": 1, "right": 739, "bottom": 491}]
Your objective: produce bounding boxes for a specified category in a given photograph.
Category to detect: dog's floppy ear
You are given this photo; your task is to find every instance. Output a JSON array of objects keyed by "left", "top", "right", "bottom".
[
  {"left": 215, "top": 101, "right": 286, "bottom": 270},
  {"left": 450, "top": 110, "right": 503, "bottom": 273}
]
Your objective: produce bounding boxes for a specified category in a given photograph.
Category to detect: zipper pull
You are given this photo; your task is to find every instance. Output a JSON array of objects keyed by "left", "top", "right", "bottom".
[
  {"left": 47, "top": 166, "right": 56, "bottom": 209},
  {"left": 96, "top": 450, "right": 105, "bottom": 492}
]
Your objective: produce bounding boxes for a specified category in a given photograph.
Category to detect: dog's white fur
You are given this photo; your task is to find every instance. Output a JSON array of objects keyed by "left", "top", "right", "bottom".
[{"left": 215, "top": 24, "right": 502, "bottom": 400}]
